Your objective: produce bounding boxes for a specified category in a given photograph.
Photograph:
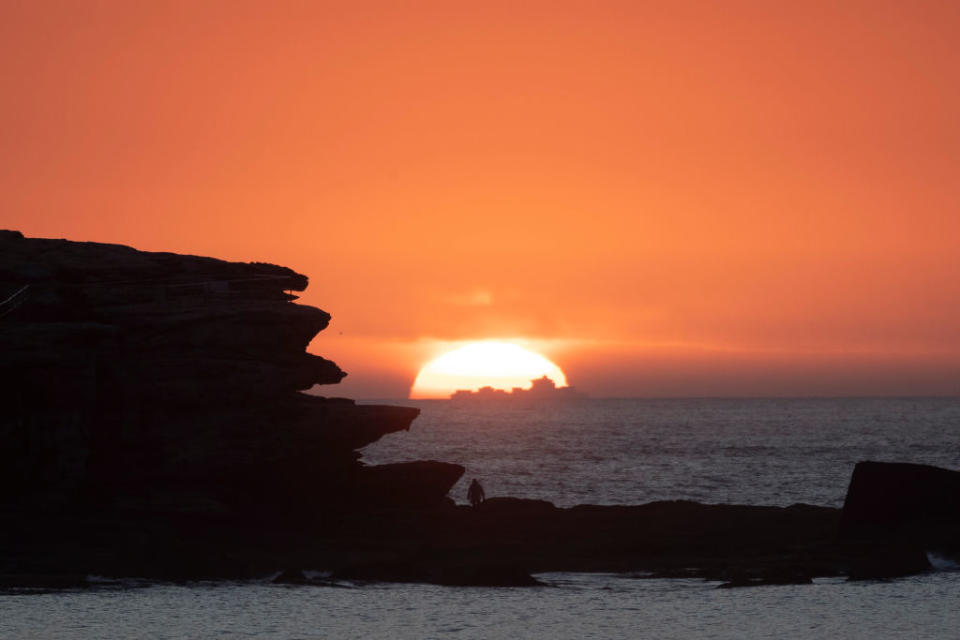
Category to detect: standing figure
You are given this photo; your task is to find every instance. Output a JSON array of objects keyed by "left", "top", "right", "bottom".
[{"left": 467, "top": 478, "right": 486, "bottom": 508}]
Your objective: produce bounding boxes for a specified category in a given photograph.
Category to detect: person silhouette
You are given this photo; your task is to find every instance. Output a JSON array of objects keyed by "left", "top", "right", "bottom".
[{"left": 467, "top": 478, "right": 486, "bottom": 508}]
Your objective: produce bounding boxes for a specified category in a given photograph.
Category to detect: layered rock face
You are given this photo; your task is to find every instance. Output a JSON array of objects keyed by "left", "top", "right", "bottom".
[{"left": 0, "top": 230, "right": 462, "bottom": 515}]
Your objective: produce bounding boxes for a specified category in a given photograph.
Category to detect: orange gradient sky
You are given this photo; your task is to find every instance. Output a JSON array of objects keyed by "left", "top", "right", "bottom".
[{"left": 3, "top": 1, "right": 959, "bottom": 397}]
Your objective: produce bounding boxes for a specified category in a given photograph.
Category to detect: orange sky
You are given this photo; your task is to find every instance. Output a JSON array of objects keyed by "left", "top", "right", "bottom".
[{"left": 3, "top": 1, "right": 959, "bottom": 397}]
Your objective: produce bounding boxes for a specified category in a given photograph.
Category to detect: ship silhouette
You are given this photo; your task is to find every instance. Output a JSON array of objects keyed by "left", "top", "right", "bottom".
[{"left": 449, "top": 375, "right": 587, "bottom": 403}]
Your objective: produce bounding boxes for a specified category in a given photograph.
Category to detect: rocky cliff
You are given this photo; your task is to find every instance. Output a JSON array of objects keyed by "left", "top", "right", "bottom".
[
  {"left": 3, "top": 231, "right": 956, "bottom": 588},
  {"left": 0, "top": 230, "right": 462, "bottom": 516}
]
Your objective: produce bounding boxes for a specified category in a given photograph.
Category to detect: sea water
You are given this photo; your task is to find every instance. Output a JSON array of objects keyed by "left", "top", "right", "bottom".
[
  {"left": 3, "top": 397, "right": 959, "bottom": 640},
  {"left": 365, "top": 397, "right": 960, "bottom": 508}
]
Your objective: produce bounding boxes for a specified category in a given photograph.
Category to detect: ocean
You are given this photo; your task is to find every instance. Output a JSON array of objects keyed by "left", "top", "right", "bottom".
[
  {"left": 3, "top": 397, "right": 959, "bottom": 639},
  {"left": 365, "top": 397, "right": 960, "bottom": 508}
]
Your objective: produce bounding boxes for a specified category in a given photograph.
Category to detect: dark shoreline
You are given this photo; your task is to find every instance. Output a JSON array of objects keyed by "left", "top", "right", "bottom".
[
  {"left": 1, "top": 499, "right": 843, "bottom": 589},
  {"left": 3, "top": 478, "right": 956, "bottom": 591},
  {"left": 2, "top": 232, "right": 958, "bottom": 590}
]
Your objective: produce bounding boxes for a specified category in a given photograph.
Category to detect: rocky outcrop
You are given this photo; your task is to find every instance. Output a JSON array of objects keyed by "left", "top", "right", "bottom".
[
  {"left": 839, "top": 461, "right": 960, "bottom": 538},
  {"left": 844, "top": 544, "right": 932, "bottom": 581},
  {"left": 0, "top": 230, "right": 460, "bottom": 516},
  {"left": 837, "top": 461, "right": 960, "bottom": 576},
  {"left": 313, "top": 466, "right": 960, "bottom": 585}
]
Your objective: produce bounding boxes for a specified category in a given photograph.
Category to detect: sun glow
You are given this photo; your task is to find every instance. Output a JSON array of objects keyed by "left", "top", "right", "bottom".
[{"left": 410, "top": 341, "right": 568, "bottom": 399}]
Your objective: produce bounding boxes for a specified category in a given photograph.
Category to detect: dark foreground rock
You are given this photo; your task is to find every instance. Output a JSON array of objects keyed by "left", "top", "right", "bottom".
[
  {"left": 840, "top": 461, "right": 960, "bottom": 543},
  {"left": 2, "top": 232, "right": 957, "bottom": 589},
  {"left": 0, "top": 467, "right": 954, "bottom": 588},
  {"left": 0, "top": 573, "right": 88, "bottom": 590},
  {"left": 324, "top": 500, "right": 847, "bottom": 580},
  {"left": 845, "top": 544, "right": 932, "bottom": 581},
  {"left": 0, "top": 231, "right": 459, "bottom": 518},
  {"left": 0, "top": 500, "right": 842, "bottom": 587},
  {"left": 835, "top": 460, "right": 960, "bottom": 580},
  {"left": 0, "top": 231, "right": 465, "bottom": 588}
]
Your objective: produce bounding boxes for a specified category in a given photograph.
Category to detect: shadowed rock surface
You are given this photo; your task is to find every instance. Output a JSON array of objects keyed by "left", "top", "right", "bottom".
[
  {"left": 0, "top": 230, "right": 460, "bottom": 518},
  {"left": 2, "top": 231, "right": 957, "bottom": 588},
  {"left": 837, "top": 460, "right": 960, "bottom": 580},
  {"left": 840, "top": 461, "right": 960, "bottom": 541}
]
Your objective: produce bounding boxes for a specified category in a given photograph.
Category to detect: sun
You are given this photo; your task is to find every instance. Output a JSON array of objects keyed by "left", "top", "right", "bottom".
[{"left": 410, "top": 341, "right": 568, "bottom": 398}]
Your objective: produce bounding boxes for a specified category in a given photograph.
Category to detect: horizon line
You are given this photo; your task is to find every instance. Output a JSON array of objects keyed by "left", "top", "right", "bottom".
[{"left": 342, "top": 393, "right": 960, "bottom": 402}]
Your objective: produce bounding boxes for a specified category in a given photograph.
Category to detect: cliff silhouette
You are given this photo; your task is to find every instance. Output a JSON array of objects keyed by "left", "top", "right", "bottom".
[
  {"left": 1, "top": 230, "right": 958, "bottom": 589},
  {"left": 0, "top": 230, "right": 462, "bottom": 517}
]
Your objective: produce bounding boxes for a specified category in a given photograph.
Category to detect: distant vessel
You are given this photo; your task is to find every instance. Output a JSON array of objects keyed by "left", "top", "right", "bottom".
[{"left": 449, "top": 375, "right": 587, "bottom": 403}]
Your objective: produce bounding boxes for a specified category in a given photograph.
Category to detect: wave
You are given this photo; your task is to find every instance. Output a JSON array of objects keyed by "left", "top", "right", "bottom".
[{"left": 925, "top": 552, "right": 960, "bottom": 571}]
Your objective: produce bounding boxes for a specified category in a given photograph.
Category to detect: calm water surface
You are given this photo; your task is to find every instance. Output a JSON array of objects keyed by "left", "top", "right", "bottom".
[
  {"left": 3, "top": 397, "right": 959, "bottom": 639},
  {"left": 3, "top": 572, "right": 959, "bottom": 640},
  {"left": 364, "top": 397, "right": 960, "bottom": 507}
]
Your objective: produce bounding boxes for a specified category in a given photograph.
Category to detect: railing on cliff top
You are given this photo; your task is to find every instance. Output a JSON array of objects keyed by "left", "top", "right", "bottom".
[{"left": 0, "top": 284, "right": 30, "bottom": 318}]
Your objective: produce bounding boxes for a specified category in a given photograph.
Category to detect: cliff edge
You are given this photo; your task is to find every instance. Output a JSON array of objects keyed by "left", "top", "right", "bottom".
[{"left": 0, "top": 230, "right": 462, "bottom": 516}]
